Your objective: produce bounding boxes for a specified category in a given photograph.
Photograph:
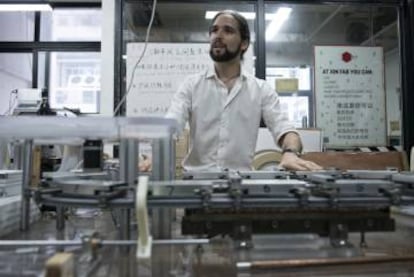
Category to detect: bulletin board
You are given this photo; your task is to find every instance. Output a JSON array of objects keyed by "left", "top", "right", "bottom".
[
  {"left": 314, "top": 46, "right": 386, "bottom": 148},
  {"left": 126, "top": 43, "right": 254, "bottom": 116}
]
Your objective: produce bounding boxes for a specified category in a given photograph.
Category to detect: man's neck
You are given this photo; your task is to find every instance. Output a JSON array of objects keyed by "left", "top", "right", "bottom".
[{"left": 214, "top": 60, "right": 241, "bottom": 81}]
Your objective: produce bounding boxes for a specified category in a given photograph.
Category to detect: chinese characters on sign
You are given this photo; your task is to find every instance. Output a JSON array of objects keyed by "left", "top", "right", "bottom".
[
  {"left": 314, "top": 46, "right": 386, "bottom": 147},
  {"left": 126, "top": 43, "right": 210, "bottom": 116}
]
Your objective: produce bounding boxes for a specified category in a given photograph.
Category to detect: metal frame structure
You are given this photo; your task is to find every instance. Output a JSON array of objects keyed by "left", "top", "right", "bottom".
[
  {"left": 25, "top": 160, "right": 414, "bottom": 243},
  {"left": 0, "top": 116, "right": 178, "bottom": 235},
  {"left": 2, "top": 114, "right": 412, "bottom": 246},
  {"left": 28, "top": 167, "right": 414, "bottom": 249},
  {"left": 1, "top": 116, "right": 414, "bottom": 276}
]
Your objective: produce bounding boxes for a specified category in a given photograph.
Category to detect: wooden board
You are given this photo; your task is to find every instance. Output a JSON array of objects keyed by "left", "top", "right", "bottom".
[
  {"left": 45, "top": 253, "right": 74, "bottom": 277},
  {"left": 302, "top": 151, "right": 408, "bottom": 171}
]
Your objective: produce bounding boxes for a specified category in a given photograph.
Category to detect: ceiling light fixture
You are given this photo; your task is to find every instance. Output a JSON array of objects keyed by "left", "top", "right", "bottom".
[
  {"left": 205, "top": 11, "right": 278, "bottom": 21},
  {"left": 265, "top": 7, "right": 292, "bottom": 41},
  {"left": 0, "top": 4, "right": 52, "bottom": 12}
]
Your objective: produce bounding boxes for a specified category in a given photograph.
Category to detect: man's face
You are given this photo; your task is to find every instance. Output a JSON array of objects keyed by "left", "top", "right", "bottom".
[{"left": 209, "top": 14, "right": 248, "bottom": 62}]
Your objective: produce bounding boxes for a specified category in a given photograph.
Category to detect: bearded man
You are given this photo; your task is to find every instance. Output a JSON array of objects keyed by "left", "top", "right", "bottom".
[{"left": 166, "top": 10, "right": 321, "bottom": 172}]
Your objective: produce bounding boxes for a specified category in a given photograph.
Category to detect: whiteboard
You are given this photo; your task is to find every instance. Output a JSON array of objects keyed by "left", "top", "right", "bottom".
[
  {"left": 126, "top": 43, "right": 254, "bottom": 116},
  {"left": 314, "top": 46, "right": 386, "bottom": 148}
]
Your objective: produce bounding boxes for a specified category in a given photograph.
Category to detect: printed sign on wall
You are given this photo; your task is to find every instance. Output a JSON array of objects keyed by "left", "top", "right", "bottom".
[
  {"left": 126, "top": 43, "right": 210, "bottom": 116},
  {"left": 314, "top": 46, "right": 386, "bottom": 148}
]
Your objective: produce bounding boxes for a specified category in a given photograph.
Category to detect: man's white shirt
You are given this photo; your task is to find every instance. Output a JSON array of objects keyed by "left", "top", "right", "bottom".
[{"left": 166, "top": 64, "right": 297, "bottom": 171}]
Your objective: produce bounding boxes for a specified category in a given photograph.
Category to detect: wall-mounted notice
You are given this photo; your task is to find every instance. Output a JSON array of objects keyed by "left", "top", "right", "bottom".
[
  {"left": 314, "top": 46, "right": 386, "bottom": 148},
  {"left": 126, "top": 43, "right": 209, "bottom": 116},
  {"left": 126, "top": 43, "right": 253, "bottom": 116}
]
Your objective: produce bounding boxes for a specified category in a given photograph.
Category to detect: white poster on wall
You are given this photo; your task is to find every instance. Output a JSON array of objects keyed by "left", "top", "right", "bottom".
[
  {"left": 314, "top": 46, "right": 386, "bottom": 148},
  {"left": 126, "top": 43, "right": 254, "bottom": 116}
]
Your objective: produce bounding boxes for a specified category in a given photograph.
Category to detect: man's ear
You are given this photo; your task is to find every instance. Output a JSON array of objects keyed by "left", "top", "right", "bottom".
[{"left": 241, "top": 40, "right": 249, "bottom": 52}]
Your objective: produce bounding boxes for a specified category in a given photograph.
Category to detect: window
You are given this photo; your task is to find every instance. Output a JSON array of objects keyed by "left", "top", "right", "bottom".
[
  {"left": 0, "top": 6, "right": 101, "bottom": 115},
  {"left": 45, "top": 52, "right": 100, "bottom": 113},
  {"left": 0, "top": 53, "right": 32, "bottom": 115},
  {"left": 0, "top": 12, "right": 34, "bottom": 41},
  {"left": 40, "top": 9, "right": 101, "bottom": 41}
]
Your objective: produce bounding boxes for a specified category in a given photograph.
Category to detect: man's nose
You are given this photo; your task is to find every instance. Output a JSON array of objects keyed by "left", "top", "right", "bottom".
[
  {"left": 214, "top": 28, "right": 224, "bottom": 38},
  {"left": 210, "top": 34, "right": 222, "bottom": 43}
]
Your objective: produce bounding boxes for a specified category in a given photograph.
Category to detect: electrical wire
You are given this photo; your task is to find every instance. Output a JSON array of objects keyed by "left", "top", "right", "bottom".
[
  {"left": 113, "top": 0, "right": 158, "bottom": 116},
  {"left": 1, "top": 89, "right": 18, "bottom": 116}
]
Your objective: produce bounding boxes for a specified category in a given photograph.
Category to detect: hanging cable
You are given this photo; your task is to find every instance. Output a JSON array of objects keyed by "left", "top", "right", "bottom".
[{"left": 113, "top": 0, "right": 158, "bottom": 116}]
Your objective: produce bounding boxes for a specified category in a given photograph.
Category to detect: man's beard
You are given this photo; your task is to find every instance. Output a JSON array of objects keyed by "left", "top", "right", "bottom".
[{"left": 209, "top": 43, "right": 242, "bottom": 62}]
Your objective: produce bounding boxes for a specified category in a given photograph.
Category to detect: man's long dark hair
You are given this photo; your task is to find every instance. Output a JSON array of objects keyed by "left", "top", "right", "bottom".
[{"left": 210, "top": 10, "right": 251, "bottom": 59}]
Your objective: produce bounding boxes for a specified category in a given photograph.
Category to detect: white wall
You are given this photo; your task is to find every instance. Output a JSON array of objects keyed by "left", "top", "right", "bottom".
[{"left": 100, "top": 0, "right": 115, "bottom": 116}]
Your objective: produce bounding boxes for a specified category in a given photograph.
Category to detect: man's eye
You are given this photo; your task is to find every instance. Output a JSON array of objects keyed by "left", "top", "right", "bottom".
[
  {"left": 224, "top": 26, "right": 235, "bottom": 33},
  {"left": 209, "top": 26, "right": 218, "bottom": 33}
]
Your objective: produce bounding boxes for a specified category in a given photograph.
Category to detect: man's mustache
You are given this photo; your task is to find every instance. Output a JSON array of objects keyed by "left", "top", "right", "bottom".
[{"left": 211, "top": 40, "right": 226, "bottom": 48}]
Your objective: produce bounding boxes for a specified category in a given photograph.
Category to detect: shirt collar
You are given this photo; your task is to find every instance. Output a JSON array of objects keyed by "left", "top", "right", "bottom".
[{"left": 205, "top": 63, "right": 248, "bottom": 80}]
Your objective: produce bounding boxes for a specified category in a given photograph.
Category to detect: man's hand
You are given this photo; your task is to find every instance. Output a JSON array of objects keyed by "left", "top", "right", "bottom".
[{"left": 279, "top": 152, "right": 323, "bottom": 171}]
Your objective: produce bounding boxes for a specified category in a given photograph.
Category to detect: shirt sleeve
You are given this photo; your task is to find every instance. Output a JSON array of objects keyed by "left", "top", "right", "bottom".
[
  {"left": 260, "top": 81, "right": 298, "bottom": 147},
  {"left": 165, "top": 75, "right": 193, "bottom": 134}
]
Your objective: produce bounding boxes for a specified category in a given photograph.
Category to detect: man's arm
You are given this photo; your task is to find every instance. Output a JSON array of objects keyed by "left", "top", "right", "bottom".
[
  {"left": 259, "top": 82, "right": 322, "bottom": 171},
  {"left": 165, "top": 76, "right": 193, "bottom": 135},
  {"left": 279, "top": 132, "right": 302, "bottom": 154},
  {"left": 278, "top": 132, "right": 322, "bottom": 171}
]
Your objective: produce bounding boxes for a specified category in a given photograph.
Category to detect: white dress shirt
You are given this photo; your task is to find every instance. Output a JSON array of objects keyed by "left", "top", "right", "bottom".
[{"left": 166, "top": 64, "right": 297, "bottom": 171}]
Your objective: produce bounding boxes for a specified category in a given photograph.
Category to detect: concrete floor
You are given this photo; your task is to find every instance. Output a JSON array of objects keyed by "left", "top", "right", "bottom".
[{"left": 1, "top": 208, "right": 414, "bottom": 276}]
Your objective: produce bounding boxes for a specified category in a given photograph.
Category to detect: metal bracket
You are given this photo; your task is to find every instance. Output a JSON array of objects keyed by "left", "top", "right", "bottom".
[
  {"left": 229, "top": 173, "right": 242, "bottom": 210},
  {"left": 195, "top": 188, "right": 212, "bottom": 210},
  {"left": 329, "top": 222, "right": 350, "bottom": 248},
  {"left": 291, "top": 186, "right": 310, "bottom": 207},
  {"left": 232, "top": 223, "right": 253, "bottom": 249},
  {"left": 380, "top": 186, "right": 401, "bottom": 205}
]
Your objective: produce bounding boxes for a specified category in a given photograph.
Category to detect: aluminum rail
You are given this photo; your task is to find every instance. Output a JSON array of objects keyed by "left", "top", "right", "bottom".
[
  {"left": 37, "top": 194, "right": 414, "bottom": 209},
  {"left": 392, "top": 173, "right": 414, "bottom": 184},
  {"left": 0, "top": 239, "right": 209, "bottom": 248},
  {"left": 237, "top": 255, "right": 414, "bottom": 270},
  {"left": 0, "top": 116, "right": 178, "bottom": 141}
]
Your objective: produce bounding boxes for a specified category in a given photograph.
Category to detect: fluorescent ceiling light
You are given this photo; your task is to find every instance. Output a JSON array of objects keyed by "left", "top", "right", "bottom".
[
  {"left": 205, "top": 11, "right": 278, "bottom": 21},
  {"left": 265, "top": 7, "right": 292, "bottom": 41},
  {"left": 0, "top": 4, "right": 52, "bottom": 12}
]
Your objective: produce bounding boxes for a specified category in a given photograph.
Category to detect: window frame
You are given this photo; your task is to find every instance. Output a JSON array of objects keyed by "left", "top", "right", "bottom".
[{"left": 0, "top": 3, "right": 101, "bottom": 107}]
